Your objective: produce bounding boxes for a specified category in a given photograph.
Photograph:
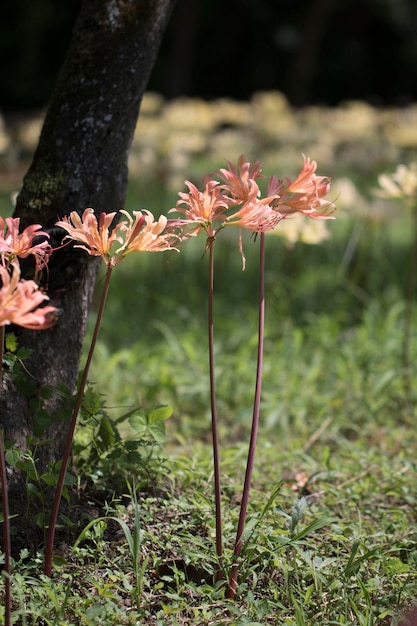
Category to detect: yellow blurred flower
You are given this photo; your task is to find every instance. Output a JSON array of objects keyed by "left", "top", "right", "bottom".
[
  {"left": 376, "top": 162, "right": 417, "bottom": 200},
  {"left": 268, "top": 213, "right": 331, "bottom": 246}
]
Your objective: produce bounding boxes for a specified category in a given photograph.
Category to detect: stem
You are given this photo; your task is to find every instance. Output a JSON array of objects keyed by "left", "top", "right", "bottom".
[
  {"left": 207, "top": 237, "right": 223, "bottom": 578},
  {"left": 44, "top": 263, "right": 113, "bottom": 576},
  {"left": 0, "top": 326, "right": 11, "bottom": 626},
  {"left": 228, "top": 232, "right": 265, "bottom": 599}
]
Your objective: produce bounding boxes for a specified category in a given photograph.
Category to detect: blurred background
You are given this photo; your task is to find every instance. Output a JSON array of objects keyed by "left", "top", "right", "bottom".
[{"left": 1, "top": 0, "right": 417, "bottom": 110}]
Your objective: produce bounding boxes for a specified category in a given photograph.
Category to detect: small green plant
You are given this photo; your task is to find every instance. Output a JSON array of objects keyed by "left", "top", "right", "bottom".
[
  {"left": 1, "top": 347, "right": 74, "bottom": 537},
  {"left": 4, "top": 443, "right": 76, "bottom": 531},
  {"left": 74, "top": 386, "right": 172, "bottom": 493},
  {"left": 74, "top": 481, "right": 146, "bottom": 613}
]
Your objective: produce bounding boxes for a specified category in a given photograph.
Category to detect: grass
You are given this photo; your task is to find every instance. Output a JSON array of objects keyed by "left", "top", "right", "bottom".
[
  {"left": 3, "top": 434, "right": 417, "bottom": 624},
  {"left": 2, "top": 100, "right": 417, "bottom": 622}
]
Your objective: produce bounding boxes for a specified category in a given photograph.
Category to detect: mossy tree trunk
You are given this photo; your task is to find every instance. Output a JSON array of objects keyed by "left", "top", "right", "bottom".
[{"left": 0, "top": 0, "right": 175, "bottom": 552}]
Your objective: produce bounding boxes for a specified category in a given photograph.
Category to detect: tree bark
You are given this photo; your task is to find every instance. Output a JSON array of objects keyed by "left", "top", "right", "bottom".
[{"left": 0, "top": 0, "right": 175, "bottom": 552}]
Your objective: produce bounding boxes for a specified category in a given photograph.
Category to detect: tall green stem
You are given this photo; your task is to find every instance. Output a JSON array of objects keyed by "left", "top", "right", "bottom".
[
  {"left": 228, "top": 232, "right": 265, "bottom": 599},
  {"left": 44, "top": 263, "right": 113, "bottom": 576},
  {"left": 0, "top": 326, "right": 11, "bottom": 626},
  {"left": 207, "top": 237, "right": 223, "bottom": 576}
]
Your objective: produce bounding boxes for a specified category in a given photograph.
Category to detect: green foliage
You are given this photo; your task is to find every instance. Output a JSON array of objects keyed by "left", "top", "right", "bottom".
[
  {"left": 0, "top": 348, "right": 172, "bottom": 540},
  {"left": 74, "top": 383, "right": 172, "bottom": 494},
  {"left": 4, "top": 440, "right": 75, "bottom": 532},
  {"left": 3, "top": 332, "right": 34, "bottom": 383},
  {"left": 73, "top": 481, "right": 147, "bottom": 613},
  {"left": 2, "top": 442, "right": 416, "bottom": 624}
]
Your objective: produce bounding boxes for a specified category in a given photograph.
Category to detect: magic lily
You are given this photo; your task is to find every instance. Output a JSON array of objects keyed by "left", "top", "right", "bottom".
[
  {"left": 0, "top": 216, "right": 52, "bottom": 273},
  {"left": 170, "top": 154, "right": 334, "bottom": 596},
  {"left": 0, "top": 263, "right": 57, "bottom": 330},
  {"left": 44, "top": 207, "right": 181, "bottom": 576},
  {"left": 56, "top": 208, "right": 178, "bottom": 267}
]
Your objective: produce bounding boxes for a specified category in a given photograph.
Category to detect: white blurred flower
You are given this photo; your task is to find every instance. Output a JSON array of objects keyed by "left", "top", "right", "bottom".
[
  {"left": 268, "top": 212, "right": 331, "bottom": 247},
  {"left": 376, "top": 162, "right": 417, "bottom": 200}
]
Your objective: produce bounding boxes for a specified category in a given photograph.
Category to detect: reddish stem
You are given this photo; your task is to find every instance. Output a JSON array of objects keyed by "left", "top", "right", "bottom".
[
  {"left": 0, "top": 434, "right": 11, "bottom": 626},
  {"left": 44, "top": 263, "right": 113, "bottom": 576},
  {"left": 228, "top": 232, "right": 265, "bottom": 599},
  {"left": 0, "top": 326, "right": 11, "bottom": 626},
  {"left": 207, "top": 237, "right": 223, "bottom": 578}
]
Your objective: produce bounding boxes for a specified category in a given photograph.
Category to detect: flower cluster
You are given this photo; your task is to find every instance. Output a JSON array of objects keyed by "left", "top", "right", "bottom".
[
  {"left": 0, "top": 155, "right": 333, "bottom": 330},
  {"left": 56, "top": 208, "right": 179, "bottom": 266},
  {"left": 0, "top": 264, "right": 57, "bottom": 330},
  {"left": 0, "top": 217, "right": 57, "bottom": 330},
  {"left": 0, "top": 206, "right": 180, "bottom": 333},
  {"left": 0, "top": 216, "right": 52, "bottom": 273},
  {"left": 170, "top": 154, "right": 334, "bottom": 267},
  {"left": 48, "top": 155, "right": 334, "bottom": 272}
]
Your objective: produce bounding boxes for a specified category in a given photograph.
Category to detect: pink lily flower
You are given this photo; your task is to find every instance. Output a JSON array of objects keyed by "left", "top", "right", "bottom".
[
  {"left": 0, "top": 216, "right": 52, "bottom": 272},
  {"left": 0, "top": 263, "right": 58, "bottom": 330}
]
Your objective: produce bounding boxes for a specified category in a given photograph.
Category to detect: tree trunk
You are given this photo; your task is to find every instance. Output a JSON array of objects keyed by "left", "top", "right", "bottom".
[{"left": 0, "top": 0, "right": 175, "bottom": 552}]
